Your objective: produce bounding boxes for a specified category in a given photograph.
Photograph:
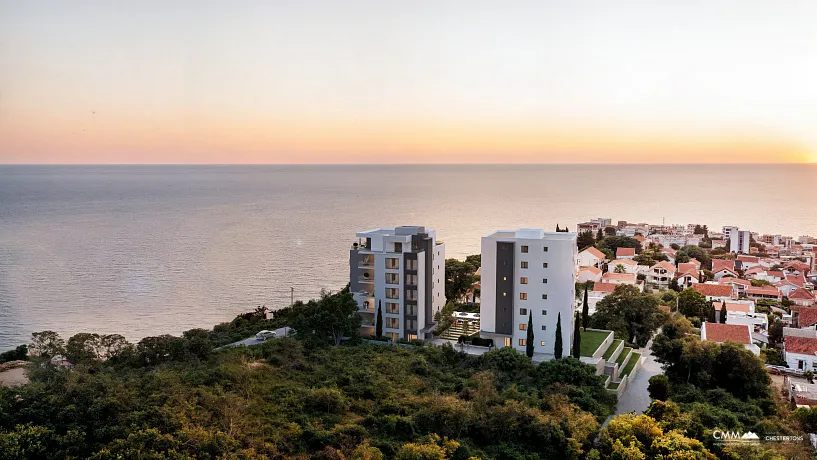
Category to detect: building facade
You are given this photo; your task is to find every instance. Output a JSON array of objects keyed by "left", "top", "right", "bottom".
[
  {"left": 349, "top": 226, "right": 445, "bottom": 341},
  {"left": 479, "top": 229, "right": 577, "bottom": 360}
]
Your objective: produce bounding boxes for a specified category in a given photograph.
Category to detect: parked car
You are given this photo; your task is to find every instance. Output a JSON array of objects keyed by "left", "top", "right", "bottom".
[{"left": 255, "top": 330, "right": 277, "bottom": 341}]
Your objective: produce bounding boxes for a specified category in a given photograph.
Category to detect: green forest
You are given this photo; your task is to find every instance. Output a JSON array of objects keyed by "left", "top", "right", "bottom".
[{"left": 0, "top": 288, "right": 814, "bottom": 459}]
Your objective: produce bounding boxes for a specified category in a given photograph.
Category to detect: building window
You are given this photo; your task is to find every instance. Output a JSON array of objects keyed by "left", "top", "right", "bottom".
[
  {"left": 519, "top": 293, "right": 527, "bottom": 300},
  {"left": 543, "top": 246, "right": 548, "bottom": 252},
  {"left": 504, "top": 337, "right": 511, "bottom": 347},
  {"left": 519, "top": 339, "right": 527, "bottom": 346},
  {"left": 519, "top": 308, "right": 527, "bottom": 315},
  {"left": 541, "top": 325, "right": 546, "bottom": 331},
  {"left": 542, "top": 309, "right": 547, "bottom": 315},
  {"left": 387, "top": 318, "right": 400, "bottom": 329},
  {"left": 406, "top": 319, "right": 417, "bottom": 331},
  {"left": 387, "top": 332, "right": 399, "bottom": 341},
  {"left": 406, "top": 289, "right": 418, "bottom": 300},
  {"left": 540, "top": 341, "right": 546, "bottom": 346},
  {"left": 394, "top": 242, "right": 402, "bottom": 252},
  {"left": 386, "top": 302, "right": 399, "bottom": 314},
  {"left": 386, "top": 288, "right": 400, "bottom": 299},
  {"left": 521, "top": 261, "right": 528, "bottom": 269},
  {"left": 519, "top": 323, "right": 527, "bottom": 331},
  {"left": 521, "top": 245, "right": 529, "bottom": 253},
  {"left": 542, "top": 294, "right": 548, "bottom": 300},
  {"left": 385, "top": 273, "right": 399, "bottom": 284},
  {"left": 503, "top": 292, "right": 507, "bottom": 297},
  {"left": 543, "top": 263, "right": 548, "bottom": 268},
  {"left": 405, "top": 304, "right": 416, "bottom": 315},
  {"left": 520, "top": 277, "right": 528, "bottom": 284},
  {"left": 543, "top": 278, "right": 548, "bottom": 284},
  {"left": 406, "top": 260, "right": 418, "bottom": 270},
  {"left": 386, "top": 258, "right": 400, "bottom": 269}
]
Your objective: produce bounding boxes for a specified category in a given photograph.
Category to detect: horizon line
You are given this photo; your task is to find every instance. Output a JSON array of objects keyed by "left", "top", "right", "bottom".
[{"left": 1, "top": 162, "right": 815, "bottom": 167}]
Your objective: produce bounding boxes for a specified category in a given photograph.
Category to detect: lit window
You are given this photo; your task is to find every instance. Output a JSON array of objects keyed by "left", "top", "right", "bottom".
[
  {"left": 521, "top": 245, "right": 529, "bottom": 253},
  {"left": 521, "top": 261, "right": 528, "bottom": 269},
  {"left": 503, "top": 292, "right": 507, "bottom": 297},
  {"left": 519, "top": 339, "right": 527, "bottom": 346},
  {"left": 520, "top": 277, "right": 528, "bottom": 284},
  {"left": 519, "top": 293, "right": 527, "bottom": 300},
  {"left": 519, "top": 323, "right": 527, "bottom": 331}
]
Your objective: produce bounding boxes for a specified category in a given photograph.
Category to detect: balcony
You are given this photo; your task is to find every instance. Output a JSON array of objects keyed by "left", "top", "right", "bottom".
[
  {"left": 358, "top": 258, "right": 374, "bottom": 269},
  {"left": 358, "top": 301, "right": 376, "bottom": 312},
  {"left": 358, "top": 275, "right": 374, "bottom": 284}
]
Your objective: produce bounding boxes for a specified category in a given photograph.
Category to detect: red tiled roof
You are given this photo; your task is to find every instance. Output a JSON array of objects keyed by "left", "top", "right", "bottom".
[
  {"left": 712, "top": 259, "right": 735, "bottom": 273},
  {"left": 785, "top": 336, "right": 817, "bottom": 355},
  {"left": 593, "top": 282, "right": 617, "bottom": 293},
  {"left": 745, "top": 266, "right": 765, "bottom": 275},
  {"left": 719, "top": 277, "right": 751, "bottom": 286},
  {"left": 766, "top": 271, "right": 785, "bottom": 278},
  {"left": 609, "top": 258, "right": 638, "bottom": 266},
  {"left": 658, "top": 305, "right": 671, "bottom": 313},
  {"left": 693, "top": 283, "right": 734, "bottom": 297},
  {"left": 746, "top": 285, "right": 781, "bottom": 296},
  {"left": 790, "top": 288, "right": 816, "bottom": 302},
  {"left": 738, "top": 255, "right": 759, "bottom": 263},
  {"left": 704, "top": 323, "right": 751, "bottom": 345},
  {"left": 582, "top": 247, "right": 606, "bottom": 259},
  {"left": 785, "top": 274, "right": 807, "bottom": 287},
  {"left": 678, "top": 262, "right": 699, "bottom": 274},
  {"left": 579, "top": 266, "right": 602, "bottom": 275},
  {"left": 634, "top": 234, "right": 646, "bottom": 242},
  {"left": 661, "top": 248, "right": 677, "bottom": 256},
  {"left": 616, "top": 247, "right": 636, "bottom": 257},
  {"left": 651, "top": 261, "right": 677, "bottom": 273},
  {"left": 602, "top": 272, "right": 636, "bottom": 282},
  {"left": 713, "top": 301, "right": 751, "bottom": 313}
]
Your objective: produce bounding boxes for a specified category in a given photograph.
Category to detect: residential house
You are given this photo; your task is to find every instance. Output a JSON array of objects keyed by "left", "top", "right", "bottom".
[
  {"left": 577, "top": 266, "right": 602, "bottom": 283},
  {"left": 601, "top": 272, "right": 638, "bottom": 286},
  {"left": 607, "top": 258, "right": 639, "bottom": 274},
  {"left": 675, "top": 263, "right": 700, "bottom": 289},
  {"left": 589, "top": 282, "right": 618, "bottom": 313},
  {"left": 647, "top": 261, "right": 676, "bottom": 290},
  {"left": 784, "top": 336, "right": 817, "bottom": 370},
  {"left": 718, "top": 277, "right": 751, "bottom": 297},
  {"left": 789, "top": 288, "right": 816, "bottom": 307},
  {"left": 737, "top": 255, "right": 761, "bottom": 270},
  {"left": 661, "top": 248, "right": 677, "bottom": 265},
  {"left": 701, "top": 322, "right": 760, "bottom": 355},
  {"left": 577, "top": 247, "right": 606, "bottom": 269},
  {"left": 693, "top": 283, "right": 734, "bottom": 303},
  {"left": 745, "top": 285, "right": 782, "bottom": 301},
  {"left": 616, "top": 247, "right": 636, "bottom": 260},
  {"left": 711, "top": 259, "right": 738, "bottom": 280}
]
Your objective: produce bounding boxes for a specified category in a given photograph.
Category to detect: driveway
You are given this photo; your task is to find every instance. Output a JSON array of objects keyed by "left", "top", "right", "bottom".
[
  {"left": 615, "top": 338, "right": 663, "bottom": 415},
  {"left": 217, "top": 326, "right": 293, "bottom": 349}
]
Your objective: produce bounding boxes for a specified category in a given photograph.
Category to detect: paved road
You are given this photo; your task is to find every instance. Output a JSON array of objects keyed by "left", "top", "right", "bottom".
[
  {"left": 218, "top": 326, "right": 293, "bottom": 349},
  {"left": 614, "top": 337, "right": 662, "bottom": 415}
]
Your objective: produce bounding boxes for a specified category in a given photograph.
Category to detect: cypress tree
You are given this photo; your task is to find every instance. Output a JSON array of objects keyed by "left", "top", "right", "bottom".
[
  {"left": 375, "top": 300, "right": 383, "bottom": 337},
  {"left": 720, "top": 302, "right": 727, "bottom": 324},
  {"left": 582, "top": 286, "right": 590, "bottom": 329},
  {"left": 556, "top": 224, "right": 561, "bottom": 232},
  {"left": 526, "top": 311, "right": 534, "bottom": 358},
  {"left": 572, "top": 311, "right": 581, "bottom": 358},
  {"left": 707, "top": 300, "right": 716, "bottom": 323},
  {"left": 597, "top": 228, "right": 604, "bottom": 241},
  {"left": 554, "top": 312, "right": 563, "bottom": 359}
]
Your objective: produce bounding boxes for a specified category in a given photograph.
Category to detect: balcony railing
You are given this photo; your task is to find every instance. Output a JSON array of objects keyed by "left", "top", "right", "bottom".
[
  {"left": 358, "top": 259, "right": 374, "bottom": 268},
  {"left": 358, "top": 276, "right": 374, "bottom": 284}
]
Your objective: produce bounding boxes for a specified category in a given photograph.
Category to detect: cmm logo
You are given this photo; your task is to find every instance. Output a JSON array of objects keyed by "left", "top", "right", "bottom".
[{"left": 712, "top": 430, "right": 760, "bottom": 441}]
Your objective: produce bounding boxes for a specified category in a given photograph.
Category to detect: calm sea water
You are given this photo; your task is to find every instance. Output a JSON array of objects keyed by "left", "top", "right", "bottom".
[{"left": 1, "top": 164, "right": 815, "bottom": 350}]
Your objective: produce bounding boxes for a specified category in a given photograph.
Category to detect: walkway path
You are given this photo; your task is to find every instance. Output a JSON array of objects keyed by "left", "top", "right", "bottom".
[
  {"left": 615, "top": 337, "right": 662, "bottom": 415},
  {"left": 217, "top": 326, "right": 293, "bottom": 349}
]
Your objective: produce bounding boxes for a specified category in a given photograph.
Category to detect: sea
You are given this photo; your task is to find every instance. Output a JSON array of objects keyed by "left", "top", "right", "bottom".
[{"left": 1, "top": 164, "right": 815, "bottom": 351}]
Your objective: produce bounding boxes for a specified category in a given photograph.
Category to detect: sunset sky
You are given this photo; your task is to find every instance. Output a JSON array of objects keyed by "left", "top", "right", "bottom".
[{"left": 2, "top": 1, "right": 816, "bottom": 164}]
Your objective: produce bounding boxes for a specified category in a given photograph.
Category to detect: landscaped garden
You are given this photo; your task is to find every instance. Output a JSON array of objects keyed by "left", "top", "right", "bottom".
[{"left": 580, "top": 329, "right": 611, "bottom": 357}]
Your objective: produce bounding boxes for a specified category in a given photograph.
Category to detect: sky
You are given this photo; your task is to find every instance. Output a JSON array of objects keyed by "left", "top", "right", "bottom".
[{"left": 1, "top": 0, "right": 817, "bottom": 164}]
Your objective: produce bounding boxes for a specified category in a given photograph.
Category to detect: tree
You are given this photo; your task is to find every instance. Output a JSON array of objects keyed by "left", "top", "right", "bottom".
[
  {"left": 597, "top": 228, "right": 604, "bottom": 241},
  {"left": 648, "top": 375, "right": 669, "bottom": 401},
  {"left": 719, "top": 302, "right": 727, "bottom": 324},
  {"left": 598, "top": 236, "right": 642, "bottom": 255},
  {"left": 65, "top": 332, "right": 102, "bottom": 365},
  {"left": 669, "top": 278, "right": 681, "bottom": 292},
  {"left": 670, "top": 243, "right": 680, "bottom": 250},
  {"left": 582, "top": 286, "right": 590, "bottom": 329},
  {"left": 572, "top": 312, "right": 581, "bottom": 358},
  {"left": 29, "top": 331, "right": 65, "bottom": 360},
  {"left": 604, "top": 226, "right": 617, "bottom": 236},
  {"left": 768, "top": 321, "right": 784, "bottom": 346},
  {"left": 375, "top": 300, "right": 383, "bottom": 337},
  {"left": 614, "top": 264, "right": 626, "bottom": 273},
  {"left": 706, "top": 301, "right": 716, "bottom": 323},
  {"left": 526, "top": 311, "right": 534, "bottom": 358},
  {"left": 556, "top": 224, "right": 561, "bottom": 232},
  {"left": 554, "top": 313, "right": 563, "bottom": 359},
  {"left": 292, "top": 289, "right": 361, "bottom": 346},
  {"left": 677, "top": 288, "right": 709, "bottom": 319},
  {"left": 0, "top": 345, "right": 28, "bottom": 364},
  {"left": 590, "top": 285, "right": 666, "bottom": 347},
  {"left": 444, "top": 257, "right": 479, "bottom": 303},
  {"left": 99, "top": 334, "right": 133, "bottom": 362},
  {"left": 577, "top": 231, "right": 595, "bottom": 250}
]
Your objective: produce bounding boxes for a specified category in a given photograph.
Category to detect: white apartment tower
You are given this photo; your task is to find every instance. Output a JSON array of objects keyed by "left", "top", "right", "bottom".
[
  {"left": 479, "top": 229, "right": 577, "bottom": 360},
  {"left": 723, "top": 226, "right": 751, "bottom": 254},
  {"left": 349, "top": 226, "right": 445, "bottom": 341}
]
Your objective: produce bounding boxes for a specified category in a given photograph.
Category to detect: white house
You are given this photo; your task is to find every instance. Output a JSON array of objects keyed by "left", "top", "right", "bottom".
[
  {"left": 646, "top": 261, "right": 676, "bottom": 290},
  {"left": 616, "top": 247, "right": 636, "bottom": 260},
  {"left": 606, "top": 259, "right": 639, "bottom": 275},
  {"left": 479, "top": 229, "right": 576, "bottom": 360},
  {"left": 601, "top": 272, "right": 637, "bottom": 285},
  {"left": 712, "top": 259, "right": 738, "bottom": 280},
  {"left": 577, "top": 266, "right": 602, "bottom": 283},
  {"left": 701, "top": 322, "right": 760, "bottom": 355},
  {"left": 577, "top": 247, "right": 606, "bottom": 269},
  {"left": 784, "top": 336, "right": 817, "bottom": 371}
]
